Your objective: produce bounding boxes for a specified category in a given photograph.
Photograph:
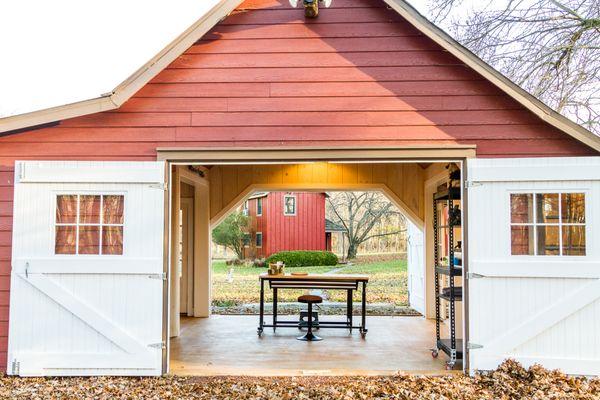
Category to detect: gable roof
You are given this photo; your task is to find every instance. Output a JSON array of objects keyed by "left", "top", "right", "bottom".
[
  {"left": 1, "top": 0, "right": 599, "bottom": 153},
  {"left": 325, "top": 218, "right": 347, "bottom": 233}
]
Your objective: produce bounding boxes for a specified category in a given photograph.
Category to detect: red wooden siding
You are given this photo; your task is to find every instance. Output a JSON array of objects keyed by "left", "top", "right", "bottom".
[
  {"left": 264, "top": 192, "right": 326, "bottom": 256},
  {"left": 0, "top": 167, "right": 11, "bottom": 365},
  {"left": 244, "top": 196, "right": 267, "bottom": 258},
  {"left": 0, "top": 0, "right": 596, "bottom": 162},
  {"left": 0, "top": 0, "right": 597, "bottom": 369},
  {"left": 244, "top": 192, "right": 326, "bottom": 258}
]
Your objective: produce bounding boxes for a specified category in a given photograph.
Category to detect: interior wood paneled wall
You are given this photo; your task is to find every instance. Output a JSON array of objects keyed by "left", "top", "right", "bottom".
[{"left": 208, "top": 162, "right": 425, "bottom": 226}]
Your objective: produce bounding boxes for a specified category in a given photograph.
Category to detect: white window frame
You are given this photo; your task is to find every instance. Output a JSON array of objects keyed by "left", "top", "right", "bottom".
[
  {"left": 283, "top": 194, "right": 296, "bottom": 216},
  {"left": 242, "top": 200, "right": 249, "bottom": 216},
  {"left": 509, "top": 190, "right": 587, "bottom": 257},
  {"left": 256, "top": 198, "right": 263, "bottom": 216},
  {"left": 256, "top": 232, "right": 263, "bottom": 248},
  {"left": 54, "top": 192, "right": 126, "bottom": 256}
]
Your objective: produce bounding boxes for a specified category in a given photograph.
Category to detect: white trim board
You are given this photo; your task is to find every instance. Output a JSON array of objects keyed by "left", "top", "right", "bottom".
[
  {"left": 12, "top": 258, "right": 163, "bottom": 275},
  {"left": 468, "top": 157, "right": 600, "bottom": 182},
  {"left": 16, "top": 161, "right": 165, "bottom": 184}
]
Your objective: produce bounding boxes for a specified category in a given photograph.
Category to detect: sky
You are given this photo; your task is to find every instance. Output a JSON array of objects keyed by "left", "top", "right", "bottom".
[
  {"left": 0, "top": 0, "right": 485, "bottom": 119},
  {"left": 0, "top": 0, "right": 221, "bottom": 118}
]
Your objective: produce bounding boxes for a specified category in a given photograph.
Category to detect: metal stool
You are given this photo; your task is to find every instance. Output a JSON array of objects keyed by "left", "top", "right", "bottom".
[{"left": 297, "top": 294, "right": 323, "bottom": 341}]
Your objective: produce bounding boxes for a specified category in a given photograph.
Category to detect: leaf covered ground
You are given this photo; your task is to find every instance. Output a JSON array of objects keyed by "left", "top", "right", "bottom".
[{"left": 1, "top": 361, "right": 598, "bottom": 400}]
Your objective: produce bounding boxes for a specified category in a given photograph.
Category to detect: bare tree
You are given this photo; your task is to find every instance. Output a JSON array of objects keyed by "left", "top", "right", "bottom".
[
  {"left": 424, "top": 0, "right": 600, "bottom": 133},
  {"left": 326, "top": 192, "right": 406, "bottom": 259}
]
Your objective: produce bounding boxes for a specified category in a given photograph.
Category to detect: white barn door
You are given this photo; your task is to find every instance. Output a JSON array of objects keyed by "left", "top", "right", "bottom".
[
  {"left": 8, "top": 161, "right": 166, "bottom": 376},
  {"left": 467, "top": 157, "right": 600, "bottom": 376},
  {"left": 407, "top": 221, "right": 425, "bottom": 315}
]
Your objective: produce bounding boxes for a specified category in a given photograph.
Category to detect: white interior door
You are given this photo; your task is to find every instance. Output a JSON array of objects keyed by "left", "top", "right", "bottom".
[
  {"left": 7, "top": 161, "right": 166, "bottom": 376},
  {"left": 407, "top": 221, "right": 425, "bottom": 315},
  {"left": 179, "top": 199, "right": 194, "bottom": 316},
  {"left": 467, "top": 157, "right": 600, "bottom": 376}
]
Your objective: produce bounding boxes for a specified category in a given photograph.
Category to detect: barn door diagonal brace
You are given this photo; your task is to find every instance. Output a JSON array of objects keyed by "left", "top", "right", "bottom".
[
  {"left": 467, "top": 272, "right": 485, "bottom": 279},
  {"left": 481, "top": 278, "right": 600, "bottom": 356},
  {"left": 16, "top": 272, "right": 152, "bottom": 356},
  {"left": 467, "top": 342, "right": 483, "bottom": 350}
]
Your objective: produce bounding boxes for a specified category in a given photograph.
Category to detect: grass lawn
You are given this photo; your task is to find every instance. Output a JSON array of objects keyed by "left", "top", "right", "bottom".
[{"left": 211, "top": 258, "right": 408, "bottom": 307}]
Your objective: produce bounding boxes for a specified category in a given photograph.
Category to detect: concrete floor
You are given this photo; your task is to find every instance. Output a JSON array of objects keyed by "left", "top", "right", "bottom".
[{"left": 170, "top": 315, "right": 453, "bottom": 376}]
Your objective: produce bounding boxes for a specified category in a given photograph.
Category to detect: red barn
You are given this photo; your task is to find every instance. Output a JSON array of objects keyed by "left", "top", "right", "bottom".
[
  {"left": 242, "top": 192, "right": 328, "bottom": 259},
  {"left": 0, "top": 0, "right": 600, "bottom": 377}
]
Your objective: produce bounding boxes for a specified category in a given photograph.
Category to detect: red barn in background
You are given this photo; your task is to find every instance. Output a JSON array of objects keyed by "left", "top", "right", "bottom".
[{"left": 242, "top": 192, "right": 342, "bottom": 258}]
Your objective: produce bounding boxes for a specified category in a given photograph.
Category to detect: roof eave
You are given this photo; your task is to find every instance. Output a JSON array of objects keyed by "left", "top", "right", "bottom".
[
  {"left": 0, "top": 96, "right": 117, "bottom": 134},
  {"left": 1, "top": 0, "right": 598, "bottom": 154},
  {"left": 0, "top": 0, "right": 243, "bottom": 134}
]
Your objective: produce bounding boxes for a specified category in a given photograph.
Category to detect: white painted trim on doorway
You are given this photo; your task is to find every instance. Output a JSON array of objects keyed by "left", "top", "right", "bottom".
[{"left": 158, "top": 146, "right": 477, "bottom": 163}]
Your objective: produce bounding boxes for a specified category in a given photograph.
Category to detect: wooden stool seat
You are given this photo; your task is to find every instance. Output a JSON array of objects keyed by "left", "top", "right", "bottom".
[
  {"left": 297, "top": 294, "right": 322, "bottom": 342},
  {"left": 298, "top": 294, "right": 323, "bottom": 304}
]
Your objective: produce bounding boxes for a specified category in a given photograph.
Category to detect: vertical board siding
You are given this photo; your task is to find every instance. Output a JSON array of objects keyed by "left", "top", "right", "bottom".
[
  {"left": 8, "top": 161, "right": 165, "bottom": 375},
  {"left": 265, "top": 192, "right": 326, "bottom": 256},
  {"left": 244, "top": 197, "right": 267, "bottom": 258},
  {"left": 467, "top": 157, "right": 600, "bottom": 375}
]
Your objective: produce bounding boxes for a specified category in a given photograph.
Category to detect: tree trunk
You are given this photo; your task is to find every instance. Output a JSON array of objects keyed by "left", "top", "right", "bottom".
[
  {"left": 346, "top": 242, "right": 358, "bottom": 259},
  {"left": 233, "top": 245, "right": 244, "bottom": 260}
]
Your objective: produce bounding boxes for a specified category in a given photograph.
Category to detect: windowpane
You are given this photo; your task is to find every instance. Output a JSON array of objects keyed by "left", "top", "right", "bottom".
[
  {"left": 511, "top": 226, "right": 534, "bottom": 255},
  {"left": 103, "top": 195, "right": 124, "bottom": 224},
  {"left": 78, "top": 226, "right": 100, "bottom": 254},
  {"left": 561, "top": 193, "right": 585, "bottom": 223},
  {"left": 284, "top": 196, "right": 296, "bottom": 215},
  {"left": 102, "top": 226, "right": 124, "bottom": 255},
  {"left": 56, "top": 195, "right": 78, "bottom": 224},
  {"left": 79, "top": 195, "right": 101, "bottom": 224},
  {"left": 256, "top": 233, "right": 263, "bottom": 247},
  {"left": 536, "top": 193, "right": 559, "bottom": 223},
  {"left": 510, "top": 194, "right": 533, "bottom": 223},
  {"left": 562, "top": 225, "right": 586, "bottom": 256},
  {"left": 55, "top": 226, "right": 76, "bottom": 254},
  {"left": 537, "top": 225, "right": 560, "bottom": 255}
]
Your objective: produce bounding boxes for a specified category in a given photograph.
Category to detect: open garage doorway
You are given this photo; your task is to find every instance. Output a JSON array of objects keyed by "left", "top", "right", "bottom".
[
  {"left": 209, "top": 190, "right": 417, "bottom": 318},
  {"left": 162, "top": 150, "right": 469, "bottom": 375}
]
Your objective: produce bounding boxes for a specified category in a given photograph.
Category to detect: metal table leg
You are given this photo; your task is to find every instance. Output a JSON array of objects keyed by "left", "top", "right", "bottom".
[
  {"left": 273, "top": 287, "right": 278, "bottom": 332},
  {"left": 347, "top": 289, "right": 353, "bottom": 332},
  {"left": 361, "top": 281, "right": 368, "bottom": 338},
  {"left": 258, "top": 279, "right": 264, "bottom": 336}
]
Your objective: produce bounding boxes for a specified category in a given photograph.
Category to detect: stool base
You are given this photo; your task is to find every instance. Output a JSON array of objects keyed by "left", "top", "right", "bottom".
[{"left": 297, "top": 332, "right": 322, "bottom": 341}]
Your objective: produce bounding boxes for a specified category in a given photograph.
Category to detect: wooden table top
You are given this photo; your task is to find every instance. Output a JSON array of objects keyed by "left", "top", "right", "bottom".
[{"left": 259, "top": 273, "right": 369, "bottom": 282}]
